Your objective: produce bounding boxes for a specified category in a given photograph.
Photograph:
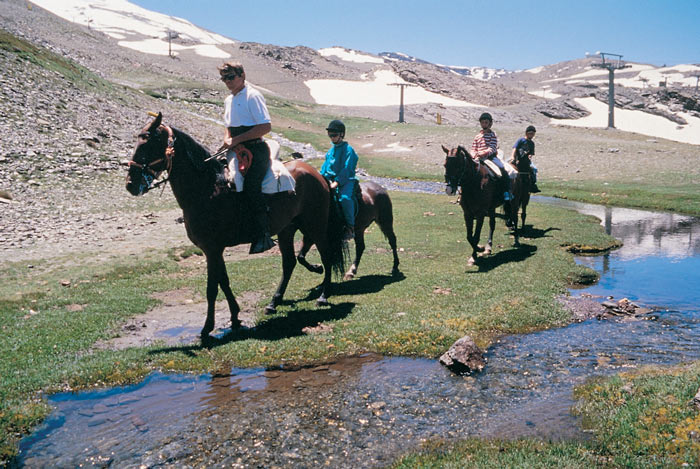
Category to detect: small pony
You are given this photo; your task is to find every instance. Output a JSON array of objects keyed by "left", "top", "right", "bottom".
[{"left": 442, "top": 145, "right": 508, "bottom": 266}]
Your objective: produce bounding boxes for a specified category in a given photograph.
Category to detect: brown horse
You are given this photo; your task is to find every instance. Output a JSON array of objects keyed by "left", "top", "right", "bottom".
[
  {"left": 507, "top": 151, "right": 532, "bottom": 246},
  {"left": 296, "top": 181, "right": 400, "bottom": 281},
  {"left": 442, "top": 145, "right": 507, "bottom": 266},
  {"left": 125, "top": 113, "right": 346, "bottom": 338}
]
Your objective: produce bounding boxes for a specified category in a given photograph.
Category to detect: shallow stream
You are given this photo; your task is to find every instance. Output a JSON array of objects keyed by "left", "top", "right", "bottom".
[{"left": 16, "top": 194, "right": 700, "bottom": 468}]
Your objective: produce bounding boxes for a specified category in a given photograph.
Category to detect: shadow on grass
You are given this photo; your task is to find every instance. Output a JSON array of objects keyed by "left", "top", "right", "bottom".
[
  {"left": 335, "top": 272, "right": 406, "bottom": 296},
  {"left": 515, "top": 225, "right": 560, "bottom": 239},
  {"left": 468, "top": 243, "right": 538, "bottom": 273},
  {"left": 148, "top": 301, "right": 356, "bottom": 354}
]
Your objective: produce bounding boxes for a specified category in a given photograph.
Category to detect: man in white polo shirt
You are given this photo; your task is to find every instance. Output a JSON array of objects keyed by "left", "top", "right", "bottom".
[{"left": 218, "top": 61, "right": 275, "bottom": 254}]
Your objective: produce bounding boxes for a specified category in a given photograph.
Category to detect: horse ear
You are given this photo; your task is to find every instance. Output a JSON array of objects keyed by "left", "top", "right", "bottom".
[
  {"left": 147, "top": 112, "right": 163, "bottom": 133},
  {"left": 441, "top": 144, "right": 449, "bottom": 155}
]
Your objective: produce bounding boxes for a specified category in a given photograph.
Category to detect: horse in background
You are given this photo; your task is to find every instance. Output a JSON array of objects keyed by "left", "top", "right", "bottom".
[
  {"left": 125, "top": 113, "right": 346, "bottom": 338},
  {"left": 296, "top": 181, "right": 400, "bottom": 281},
  {"left": 442, "top": 145, "right": 507, "bottom": 266},
  {"left": 507, "top": 150, "right": 533, "bottom": 246}
]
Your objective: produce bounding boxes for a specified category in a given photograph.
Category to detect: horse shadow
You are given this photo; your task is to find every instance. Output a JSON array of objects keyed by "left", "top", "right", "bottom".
[
  {"left": 149, "top": 301, "right": 356, "bottom": 354},
  {"left": 468, "top": 243, "right": 537, "bottom": 273},
  {"left": 334, "top": 272, "right": 406, "bottom": 296},
  {"left": 514, "top": 226, "right": 560, "bottom": 240}
]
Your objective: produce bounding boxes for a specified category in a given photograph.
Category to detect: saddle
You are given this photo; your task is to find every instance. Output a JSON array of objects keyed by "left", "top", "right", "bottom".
[
  {"left": 481, "top": 156, "right": 514, "bottom": 180},
  {"left": 227, "top": 139, "right": 296, "bottom": 194}
]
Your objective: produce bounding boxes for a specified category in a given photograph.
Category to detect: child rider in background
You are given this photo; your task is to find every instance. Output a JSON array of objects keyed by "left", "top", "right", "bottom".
[{"left": 320, "top": 119, "right": 358, "bottom": 241}]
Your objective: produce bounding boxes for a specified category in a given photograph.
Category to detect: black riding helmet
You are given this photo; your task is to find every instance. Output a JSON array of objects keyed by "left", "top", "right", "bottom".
[
  {"left": 478, "top": 112, "right": 493, "bottom": 122},
  {"left": 526, "top": 125, "right": 537, "bottom": 133},
  {"left": 326, "top": 119, "right": 346, "bottom": 137}
]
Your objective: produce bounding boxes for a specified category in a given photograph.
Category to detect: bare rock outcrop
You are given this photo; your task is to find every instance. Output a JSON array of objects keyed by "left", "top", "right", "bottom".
[{"left": 439, "top": 335, "right": 486, "bottom": 375}]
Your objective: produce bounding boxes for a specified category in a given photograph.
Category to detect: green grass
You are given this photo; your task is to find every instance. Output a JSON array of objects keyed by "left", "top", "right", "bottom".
[
  {"left": 542, "top": 180, "right": 700, "bottom": 216},
  {"left": 0, "top": 193, "right": 617, "bottom": 462},
  {"left": 573, "top": 362, "right": 700, "bottom": 468},
  {"left": 392, "top": 439, "right": 597, "bottom": 468}
]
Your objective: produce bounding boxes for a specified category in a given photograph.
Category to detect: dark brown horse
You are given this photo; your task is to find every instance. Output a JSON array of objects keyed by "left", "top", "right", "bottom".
[
  {"left": 442, "top": 145, "right": 507, "bottom": 266},
  {"left": 507, "top": 151, "right": 532, "bottom": 246},
  {"left": 296, "top": 181, "right": 400, "bottom": 281},
  {"left": 125, "top": 113, "right": 346, "bottom": 338}
]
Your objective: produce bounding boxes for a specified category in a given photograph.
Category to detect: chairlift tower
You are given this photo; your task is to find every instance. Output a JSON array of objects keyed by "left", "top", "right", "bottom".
[
  {"left": 591, "top": 52, "right": 630, "bottom": 128},
  {"left": 389, "top": 83, "right": 417, "bottom": 123}
]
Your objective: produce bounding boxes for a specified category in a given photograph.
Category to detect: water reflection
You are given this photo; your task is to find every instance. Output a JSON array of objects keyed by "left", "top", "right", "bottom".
[{"left": 538, "top": 197, "right": 700, "bottom": 310}]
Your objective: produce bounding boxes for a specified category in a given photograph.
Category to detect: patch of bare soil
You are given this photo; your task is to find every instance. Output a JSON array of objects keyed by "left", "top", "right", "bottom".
[
  {"left": 94, "top": 288, "right": 264, "bottom": 350},
  {"left": 558, "top": 293, "right": 606, "bottom": 322}
]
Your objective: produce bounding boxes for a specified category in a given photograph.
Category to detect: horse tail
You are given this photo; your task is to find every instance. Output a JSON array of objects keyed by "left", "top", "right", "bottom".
[{"left": 326, "top": 188, "right": 349, "bottom": 278}]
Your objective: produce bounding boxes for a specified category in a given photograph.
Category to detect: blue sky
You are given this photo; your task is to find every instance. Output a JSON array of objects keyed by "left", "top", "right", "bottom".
[{"left": 130, "top": 0, "right": 699, "bottom": 70}]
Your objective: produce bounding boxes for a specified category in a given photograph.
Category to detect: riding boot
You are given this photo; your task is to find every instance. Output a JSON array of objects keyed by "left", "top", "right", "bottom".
[{"left": 249, "top": 210, "right": 276, "bottom": 254}]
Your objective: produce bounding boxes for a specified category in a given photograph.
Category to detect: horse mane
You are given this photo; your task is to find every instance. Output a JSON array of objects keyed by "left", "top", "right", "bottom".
[
  {"left": 170, "top": 127, "right": 217, "bottom": 174},
  {"left": 456, "top": 145, "right": 472, "bottom": 159}
]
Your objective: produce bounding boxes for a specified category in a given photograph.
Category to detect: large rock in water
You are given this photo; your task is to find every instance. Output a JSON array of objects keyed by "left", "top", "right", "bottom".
[{"left": 439, "top": 335, "right": 486, "bottom": 375}]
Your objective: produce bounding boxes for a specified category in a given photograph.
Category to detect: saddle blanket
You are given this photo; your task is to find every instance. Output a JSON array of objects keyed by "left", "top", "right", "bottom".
[{"left": 227, "top": 138, "right": 296, "bottom": 194}]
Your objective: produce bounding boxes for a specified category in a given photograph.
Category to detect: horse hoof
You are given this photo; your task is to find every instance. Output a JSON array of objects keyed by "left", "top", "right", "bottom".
[
  {"left": 231, "top": 318, "right": 242, "bottom": 329},
  {"left": 483, "top": 247, "right": 492, "bottom": 255},
  {"left": 476, "top": 245, "right": 485, "bottom": 253},
  {"left": 343, "top": 272, "right": 355, "bottom": 281},
  {"left": 264, "top": 305, "right": 277, "bottom": 315},
  {"left": 391, "top": 267, "right": 401, "bottom": 276},
  {"left": 467, "top": 257, "right": 476, "bottom": 266},
  {"left": 316, "top": 296, "right": 329, "bottom": 307}
]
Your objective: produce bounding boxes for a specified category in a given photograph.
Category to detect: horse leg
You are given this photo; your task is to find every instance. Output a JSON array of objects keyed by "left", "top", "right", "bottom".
[
  {"left": 202, "top": 250, "right": 228, "bottom": 338},
  {"left": 297, "top": 234, "right": 323, "bottom": 274},
  {"left": 344, "top": 228, "right": 365, "bottom": 280},
  {"left": 466, "top": 214, "right": 484, "bottom": 266},
  {"left": 265, "top": 226, "right": 297, "bottom": 315},
  {"left": 379, "top": 221, "right": 400, "bottom": 276},
  {"left": 217, "top": 255, "right": 241, "bottom": 329},
  {"left": 484, "top": 210, "right": 496, "bottom": 255}
]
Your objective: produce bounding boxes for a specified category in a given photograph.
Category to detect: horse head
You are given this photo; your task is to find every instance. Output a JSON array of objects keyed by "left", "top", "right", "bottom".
[
  {"left": 442, "top": 145, "right": 474, "bottom": 196},
  {"left": 125, "top": 112, "right": 172, "bottom": 196},
  {"left": 513, "top": 148, "right": 532, "bottom": 173}
]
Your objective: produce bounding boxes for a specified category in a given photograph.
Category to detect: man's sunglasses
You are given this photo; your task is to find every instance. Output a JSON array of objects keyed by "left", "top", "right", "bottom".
[{"left": 221, "top": 74, "right": 240, "bottom": 81}]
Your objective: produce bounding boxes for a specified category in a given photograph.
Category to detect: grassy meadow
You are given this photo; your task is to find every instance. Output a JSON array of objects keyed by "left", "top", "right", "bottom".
[{"left": 1, "top": 188, "right": 617, "bottom": 462}]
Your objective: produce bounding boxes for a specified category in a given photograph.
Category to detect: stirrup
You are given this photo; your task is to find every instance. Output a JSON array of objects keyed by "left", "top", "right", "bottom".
[
  {"left": 530, "top": 184, "right": 541, "bottom": 193},
  {"left": 249, "top": 234, "right": 276, "bottom": 254}
]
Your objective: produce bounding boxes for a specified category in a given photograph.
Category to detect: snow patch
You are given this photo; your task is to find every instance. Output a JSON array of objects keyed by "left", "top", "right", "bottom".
[
  {"left": 305, "top": 70, "right": 482, "bottom": 107},
  {"left": 318, "top": 47, "right": 385, "bottom": 64},
  {"left": 551, "top": 97, "right": 700, "bottom": 145},
  {"left": 31, "top": 0, "right": 233, "bottom": 58}
]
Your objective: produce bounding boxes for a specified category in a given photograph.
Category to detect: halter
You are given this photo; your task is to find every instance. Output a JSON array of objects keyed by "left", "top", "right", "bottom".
[{"left": 128, "top": 125, "right": 176, "bottom": 194}]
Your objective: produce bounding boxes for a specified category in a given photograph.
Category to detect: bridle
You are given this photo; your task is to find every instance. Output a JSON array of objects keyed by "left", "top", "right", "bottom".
[
  {"left": 444, "top": 146, "right": 475, "bottom": 193},
  {"left": 128, "top": 125, "right": 176, "bottom": 194}
]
